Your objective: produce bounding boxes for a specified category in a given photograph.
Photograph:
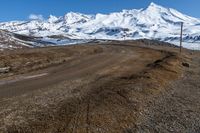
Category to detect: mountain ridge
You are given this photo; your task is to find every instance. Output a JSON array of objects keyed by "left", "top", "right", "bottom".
[{"left": 0, "top": 2, "right": 200, "bottom": 49}]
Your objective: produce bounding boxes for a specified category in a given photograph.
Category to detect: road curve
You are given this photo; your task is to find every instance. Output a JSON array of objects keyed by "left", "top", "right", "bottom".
[{"left": 0, "top": 43, "right": 171, "bottom": 133}]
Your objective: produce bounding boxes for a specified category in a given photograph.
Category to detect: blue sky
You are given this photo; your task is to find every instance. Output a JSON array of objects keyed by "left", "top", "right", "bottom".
[{"left": 0, "top": 0, "right": 199, "bottom": 22}]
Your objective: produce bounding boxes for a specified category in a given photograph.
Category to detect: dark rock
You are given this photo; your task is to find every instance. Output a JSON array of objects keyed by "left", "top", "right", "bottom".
[
  {"left": 182, "top": 62, "right": 190, "bottom": 67},
  {"left": 0, "top": 67, "right": 11, "bottom": 73}
]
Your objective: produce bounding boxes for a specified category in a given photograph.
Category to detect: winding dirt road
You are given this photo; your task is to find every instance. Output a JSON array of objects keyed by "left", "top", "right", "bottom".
[
  {"left": 0, "top": 42, "right": 199, "bottom": 133},
  {"left": 0, "top": 44, "right": 163, "bottom": 100}
]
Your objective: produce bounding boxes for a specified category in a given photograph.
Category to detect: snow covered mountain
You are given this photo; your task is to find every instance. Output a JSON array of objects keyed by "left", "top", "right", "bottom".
[
  {"left": 0, "top": 30, "right": 38, "bottom": 50},
  {"left": 0, "top": 2, "right": 200, "bottom": 49}
]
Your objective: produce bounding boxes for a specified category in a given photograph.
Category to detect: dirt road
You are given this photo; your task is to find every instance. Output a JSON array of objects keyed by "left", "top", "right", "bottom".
[
  {"left": 0, "top": 44, "right": 161, "bottom": 99},
  {"left": 0, "top": 42, "right": 199, "bottom": 132}
]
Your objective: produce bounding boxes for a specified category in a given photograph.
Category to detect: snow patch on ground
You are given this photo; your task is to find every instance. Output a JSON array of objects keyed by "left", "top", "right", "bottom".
[{"left": 0, "top": 73, "right": 48, "bottom": 85}]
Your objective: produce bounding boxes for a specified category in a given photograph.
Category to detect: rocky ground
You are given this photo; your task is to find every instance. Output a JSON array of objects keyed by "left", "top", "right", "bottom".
[
  {"left": 0, "top": 41, "right": 199, "bottom": 133},
  {"left": 136, "top": 51, "right": 200, "bottom": 133}
]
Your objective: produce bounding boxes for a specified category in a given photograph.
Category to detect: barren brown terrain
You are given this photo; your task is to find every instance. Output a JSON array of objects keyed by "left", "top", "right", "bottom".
[{"left": 0, "top": 41, "right": 199, "bottom": 133}]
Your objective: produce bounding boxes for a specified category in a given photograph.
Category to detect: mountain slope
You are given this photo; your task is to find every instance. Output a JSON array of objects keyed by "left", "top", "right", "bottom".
[
  {"left": 0, "top": 2, "right": 200, "bottom": 49},
  {"left": 0, "top": 30, "right": 34, "bottom": 50}
]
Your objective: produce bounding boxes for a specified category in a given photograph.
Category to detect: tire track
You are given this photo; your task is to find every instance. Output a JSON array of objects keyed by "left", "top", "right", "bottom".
[{"left": 86, "top": 99, "right": 90, "bottom": 133}]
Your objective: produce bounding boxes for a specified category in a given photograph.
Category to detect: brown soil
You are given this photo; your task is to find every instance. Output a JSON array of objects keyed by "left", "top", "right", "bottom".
[{"left": 0, "top": 41, "right": 199, "bottom": 133}]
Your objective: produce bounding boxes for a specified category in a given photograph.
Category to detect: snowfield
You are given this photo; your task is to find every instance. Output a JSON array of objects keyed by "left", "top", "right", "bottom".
[{"left": 0, "top": 2, "right": 200, "bottom": 50}]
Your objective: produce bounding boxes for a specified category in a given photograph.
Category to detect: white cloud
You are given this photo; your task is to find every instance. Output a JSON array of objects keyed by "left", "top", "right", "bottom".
[{"left": 29, "top": 14, "right": 44, "bottom": 20}]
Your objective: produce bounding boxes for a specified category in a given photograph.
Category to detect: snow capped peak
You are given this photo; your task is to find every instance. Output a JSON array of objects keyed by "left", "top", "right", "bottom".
[
  {"left": 146, "top": 2, "right": 168, "bottom": 12},
  {"left": 64, "top": 12, "right": 92, "bottom": 25},
  {"left": 149, "top": 2, "right": 160, "bottom": 7},
  {"left": 64, "top": 12, "right": 80, "bottom": 18},
  {"left": 48, "top": 15, "right": 59, "bottom": 23}
]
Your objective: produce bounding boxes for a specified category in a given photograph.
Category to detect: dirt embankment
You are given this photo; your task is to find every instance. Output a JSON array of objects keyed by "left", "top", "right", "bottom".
[
  {"left": 0, "top": 44, "right": 103, "bottom": 78},
  {"left": 0, "top": 41, "right": 197, "bottom": 133},
  {"left": 135, "top": 51, "right": 200, "bottom": 132}
]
